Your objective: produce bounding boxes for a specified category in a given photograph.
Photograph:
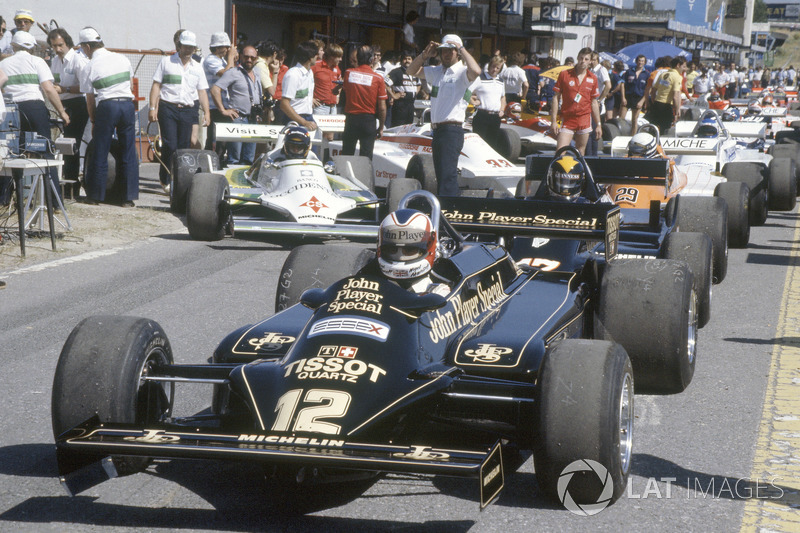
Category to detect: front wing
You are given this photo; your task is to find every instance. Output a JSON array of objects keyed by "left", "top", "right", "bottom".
[{"left": 57, "top": 417, "right": 504, "bottom": 509}]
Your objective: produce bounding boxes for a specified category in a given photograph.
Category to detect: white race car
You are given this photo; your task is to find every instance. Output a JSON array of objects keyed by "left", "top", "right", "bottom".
[
  {"left": 181, "top": 122, "right": 382, "bottom": 241},
  {"left": 326, "top": 114, "right": 525, "bottom": 197}
]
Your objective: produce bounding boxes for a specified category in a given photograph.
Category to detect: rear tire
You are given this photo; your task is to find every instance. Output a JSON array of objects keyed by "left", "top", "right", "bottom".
[
  {"left": 533, "top": 339, "right": 633, "bottom": 507},
  {"left": 606, "top": 118, "right": 631, "bottom": 136},
  {"left": 714, "top": 181, "right": 751, "bottom": 247},
  {"left": 386, "top": 178, "right": 420, "bottom": 212},
  {"left": 675, "top": 196, "right": 728, "bottom": 284},
  {"left": 52, "top": 316, "right": 174, "bottom": 476},
  {"left": 406, "top": 154, "right": 438, "bottom": 193},
  {"left": 602, "top": 122, "right": 620, "bottom": 142},
  {"left": 170, "top": 149, "right": 220, "bottom": 214},
  {"left": 275, "top": 244, "right": 376, "bottom": 312},
  {"left": 598, "top": 258, "right": 697, "bottom": 394},
  {"left": 768, "top": 158, "right": 797, "bottom": 211},
  {"left": 186, "top": 173, "right": 230, "bottom": 241}
]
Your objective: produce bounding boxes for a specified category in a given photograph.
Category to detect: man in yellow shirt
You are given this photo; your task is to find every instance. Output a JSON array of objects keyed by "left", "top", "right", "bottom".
[{"left": 648, "top": 56, "right": 686, "bottom": 135}]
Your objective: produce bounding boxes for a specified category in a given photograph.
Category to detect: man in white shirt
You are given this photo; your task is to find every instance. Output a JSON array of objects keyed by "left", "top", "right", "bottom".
[
  {"left": 0, "top": 31, "right": 70, "bottom": 201},
  {"left": 498, "top": 51, "right": 528, "bottom": 104},
  {"left": 48, "top": 27, "right": 89, "bottom": 198},
  {"left": 279, "top": 40, "right": 318, "bottom": 132},
  {"left": 78, "top": 27, "right": 139, "bottom": 206},
  {"left": 714, "top": 69, "right": 729, "bottom": 98},
  {"left": 588, "top": 51, "right": 611, "bottom": 156},
  {"left": 148, "top": 30, "right": 210, "bottom": 188},
  {"left": 407, "top": 34, "right": 481, "bottom": 196},
  {"left": 202, "top": 32, "right": 235, "bottom": 160}
]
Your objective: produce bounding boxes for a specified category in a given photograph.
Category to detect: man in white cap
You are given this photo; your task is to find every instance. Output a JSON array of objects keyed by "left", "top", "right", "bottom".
[
  {"left": 0, "top": 31, "right": 70, "bottom": 201},
  {"left": 406, "top": 34, "right": 480, "bottom": 196},
  {"left": 78, "top": 27, "right": 139, "bottom": 206},
  {"left": 202, "top": 31, "right": 235, "bottom": 160},
  {"left": 148, "top": 30, "right": 210, "bottom": 189},
  {"left": 1, "top": 9, "right": 34, "bottom": 56}
]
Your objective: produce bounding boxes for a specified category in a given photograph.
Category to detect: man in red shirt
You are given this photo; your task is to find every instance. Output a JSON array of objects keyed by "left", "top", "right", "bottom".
[
  {"left": 312, "top": 43, "right": 343, "bottom": 140},
  {"left": 341, "top": 44, "right": 387, "bottom": 159},
  {"left": 272, "top": 48, "right": 289, "bottom": 124},
  {"left": 550, "top": 47, "right": 601, "bottom": 154}
]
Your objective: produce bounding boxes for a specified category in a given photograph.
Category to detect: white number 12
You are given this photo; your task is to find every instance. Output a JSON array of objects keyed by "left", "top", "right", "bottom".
[{"left": 271, "top": 388, "right": 352, "bottom": 435}]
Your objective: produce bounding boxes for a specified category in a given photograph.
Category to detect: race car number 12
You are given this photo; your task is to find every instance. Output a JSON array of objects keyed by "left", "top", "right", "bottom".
[{"left": 271, "top": 388, "right": 352, "bottom": 435}]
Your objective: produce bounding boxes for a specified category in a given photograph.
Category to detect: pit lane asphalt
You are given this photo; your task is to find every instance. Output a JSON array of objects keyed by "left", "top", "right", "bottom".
[{"left": 0, "top": 197, "right": 797, "bottom": 532}]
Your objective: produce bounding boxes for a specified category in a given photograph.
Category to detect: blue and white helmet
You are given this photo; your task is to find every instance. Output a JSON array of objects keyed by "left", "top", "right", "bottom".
[{"left": 696, "top": 117, "right": 720, "bottom": 138}]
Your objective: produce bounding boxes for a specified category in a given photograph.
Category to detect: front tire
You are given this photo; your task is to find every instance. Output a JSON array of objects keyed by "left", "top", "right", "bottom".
[
  {"left": 714, "top": 181, "right": 750, "bottom": 248},
  {"left": 170, "top": 149, "right": 220, "bottom": 214},
  {"left": 533, "top": 340, "right": 633, "bottom": 507},
  {"left": 675, "top": 196, "right": 728, "bottom": 284},
  {"left": 723, "top": 162, "right": 768, "bottom": 226},
  {"left": 768, "top": 158, "right": 797, "bottom": 211},
  {"left": 52, "top": 316, "right": 174, "bottom": 475},
  {"left": 662, "top": 232, "right": 713, "bottom": 328},
  {"left": 186, "top": 173, "right": 230, "bottom": 241}
]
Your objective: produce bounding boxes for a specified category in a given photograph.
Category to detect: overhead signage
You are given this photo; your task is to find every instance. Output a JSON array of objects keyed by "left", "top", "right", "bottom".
[
  {"left": 441, "top": 0, "right": 471, "bottom": 7},
  {"left": 540, "top": 3, "right": 566, "bottom": 21},
  {"left": 596, "top": 15, "right": 615, "bottom": 30},
  {"left": 571, "top": 10, "right": 592, "bottom": 26},
  {"left": 675, "top": 0, "right": 708, "bottom": 26},
  {"left": 497, "top": 0, "right": 523, "bottom": 16}
]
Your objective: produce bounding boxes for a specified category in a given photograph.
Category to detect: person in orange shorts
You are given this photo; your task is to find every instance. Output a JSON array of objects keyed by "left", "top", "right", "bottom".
[{"left": 549, "top": 47, "right": 601, "bottom": 155}]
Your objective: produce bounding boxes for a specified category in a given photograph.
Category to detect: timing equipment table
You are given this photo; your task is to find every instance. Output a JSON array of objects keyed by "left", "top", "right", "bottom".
[{"left": 0, "top": 158, "right": 66, "bottom": 257}]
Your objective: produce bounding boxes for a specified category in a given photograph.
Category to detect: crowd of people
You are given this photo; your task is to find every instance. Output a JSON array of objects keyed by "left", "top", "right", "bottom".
[{"left": 0, "top": 6, "right": 793, "bottom": 206}]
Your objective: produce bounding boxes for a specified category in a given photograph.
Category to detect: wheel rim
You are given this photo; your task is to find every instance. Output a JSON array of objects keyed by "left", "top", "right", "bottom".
[
  {"left": 135, "top": 347, "right": 174, "bottom": 424},
  {"left": 619, "top": 371, "right": 634, "bottom": 474},
  {"left": 687, "top": 289, "right": 698, "bottom": 364}
]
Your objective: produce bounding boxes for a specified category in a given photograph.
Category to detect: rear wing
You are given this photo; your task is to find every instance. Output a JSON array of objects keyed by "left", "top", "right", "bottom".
[
  {"left": 674, "top": 121, "right": 766, "bottom": 138},
  {"left": 439, "top": 196, "right": 620, "bottom": 261},
  {"left": 659, "top": 136, "right": 720, "bottom": 155},
  {"left": 525, "top": 154, "right": 669, "bottom": 187}
]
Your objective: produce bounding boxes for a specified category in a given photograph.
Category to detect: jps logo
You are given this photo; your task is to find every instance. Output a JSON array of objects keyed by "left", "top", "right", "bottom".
[
  {"left": 464, "top": 343, "right": 513, "bottom": 363},
  {"left": 123, "top": 429, "right": 180, "bottom": 443},
  {"left": 393, "top": 445, "right": 450, "bottom": 461},
  {"left": 249, "top": 332, "right": 295, "bottom": 351}
]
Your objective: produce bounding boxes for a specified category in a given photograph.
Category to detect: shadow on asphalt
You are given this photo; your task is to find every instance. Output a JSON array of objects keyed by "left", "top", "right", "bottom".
[{"left": 723, "top": 336, "right": 800, "bottom": 346}]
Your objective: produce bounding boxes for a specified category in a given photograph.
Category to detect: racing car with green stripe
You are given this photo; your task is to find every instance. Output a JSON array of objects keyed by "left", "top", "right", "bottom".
[{"left": 53, "top": 189, "right": 699, "bottom": 514}]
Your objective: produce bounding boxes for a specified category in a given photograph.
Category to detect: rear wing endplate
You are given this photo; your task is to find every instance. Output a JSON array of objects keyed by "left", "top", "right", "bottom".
[{"left": 439, "top": 196, "right": 620, "bottom": 261}]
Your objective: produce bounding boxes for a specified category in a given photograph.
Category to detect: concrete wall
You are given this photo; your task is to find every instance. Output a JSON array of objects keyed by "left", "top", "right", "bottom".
[{"left": 0, "top": 0, "right": 226, "bottom": 52}]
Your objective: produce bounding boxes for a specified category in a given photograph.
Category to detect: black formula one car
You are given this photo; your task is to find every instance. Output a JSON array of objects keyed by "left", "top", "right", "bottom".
[{"left": 53, "top": 190, "right": 698, "bottom": 513}]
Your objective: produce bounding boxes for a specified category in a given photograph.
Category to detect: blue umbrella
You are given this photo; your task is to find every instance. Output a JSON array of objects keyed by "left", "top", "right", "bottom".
[{"left": 616, "top": 41, "right": 693, "bottom": 69}]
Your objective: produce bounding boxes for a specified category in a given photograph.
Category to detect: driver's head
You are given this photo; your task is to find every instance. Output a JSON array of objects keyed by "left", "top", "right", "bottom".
[
  {"left": 281, "top": 126, "right": 311, "bottom": 159},
  {"left": 378, "top": 209, "right": 437, "bottom": 280},
  {"left": 546, "top": 154, "right": 586, "bottom": 200},
  {"left": 696, "top": 118, "right": 719, "bottom": 138},
  {"left": 747, "top": 101, "right": 762, "bottom": 116},
  {"left": 722, "top": 108, "right": 739, "bottom": 122},
  {"left": 628, "top": 132, "right": 659, "bottom": 158}
]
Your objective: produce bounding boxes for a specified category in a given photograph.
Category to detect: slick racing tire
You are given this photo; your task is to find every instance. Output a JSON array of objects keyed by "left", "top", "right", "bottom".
[
  {"left": 662, "top": 232, "right": 713, "bottom": 328},
  {"left": 598, "top": 258, "right": 697, "bottom": 394},
  {"left": 52, "top": 316, "right": 174, "bottom": 476},
  {"left": 768, "top": 144, "right": 800, "bottom": 192},
  {"left": 714, "top": 181, "right": 751, "bottom": 248},
  {"left": 386, "top": 177, "right": 421, "bottom": 212},
  {"left": 497, "top": 128, "right": 522, "bottom": 162},
  {"left": 170, "top": 149, "right": 220, "bottom": 214},
  {"left": 275, "top": 244, "right": 376, "bottom": 313},
  {"left": 723, "top": 162, "right": 768, "bottom": 226},
  {"left": 533, "top": 339, "right": 633, "bottom": 506},
  {"left": 601, "top": 122, "right": 620, "bottom": 142},
  {"left": 186, "top": 173, "right": 230, "bottom": 241},
  {"left": 768, "top": 158, "right": 797, "bottom": 211},
  {"left": 775, "top": 130, "right": 800, "bottom": 144},
  {"left": 675, "top": 196, "right": 728, "bottom": 284},
  {"left": 83, "top": 138, "right": 123, "bottom": 204},
  {"left": 606, "top": 118, "right": 631, "bottom": 136},
  {"left": 406, "top": 154, "right": 438, "bottom": 194},
  {"left": 332, "top": 155, "right": 375, "bottom": 192}
]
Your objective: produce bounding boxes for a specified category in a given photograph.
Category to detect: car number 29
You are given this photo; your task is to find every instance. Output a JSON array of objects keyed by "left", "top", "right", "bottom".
[
  {"left": 272, "top": 388, "right": 352, "bottom": 435},
  {"left": 614, "top": 187, "right": 639, "bottom": 203}
]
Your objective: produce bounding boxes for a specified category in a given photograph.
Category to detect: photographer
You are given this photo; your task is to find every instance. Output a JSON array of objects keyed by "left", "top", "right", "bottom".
[{"left": 211, "top": 44, "right": 262, "bottom": 165}]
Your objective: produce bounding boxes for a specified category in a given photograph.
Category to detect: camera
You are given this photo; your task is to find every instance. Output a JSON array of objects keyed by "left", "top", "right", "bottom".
[{"left": 250, "top": 104, "right": 265, "bottom": 123}]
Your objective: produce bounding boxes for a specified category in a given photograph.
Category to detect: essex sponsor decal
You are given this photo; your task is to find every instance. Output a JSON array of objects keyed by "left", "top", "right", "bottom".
[
  {"left": 283, "top": 357, "right": 387, "bottom": 383},
  {"left": 309, "top": 315, "right": 390, "bottom": 341},
  {"left": 429, "top": 274, "right": 508, "bottom": 343},
  {"left": 248, "top": 332, "right": 296, "bottom": 351},
  {"left": 442, "top": 209, "right": 598, "bottom": 227},
  {"left": 238, "top": 434, "right": 345, "bottom": 447},
  {"left": 463, "top": 343, "right": 513, "bottom": 363},
  {"left": 328, "top": 277, "right": 384, "bottom": 315}
]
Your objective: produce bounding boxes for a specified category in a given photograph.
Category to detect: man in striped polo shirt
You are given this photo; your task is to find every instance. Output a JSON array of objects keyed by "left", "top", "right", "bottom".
[
  {"left": 148, "top": 30, "right": 210, "bottom": 189},
  {"left": 0, "top": 31, "right": 70, "bottom": 202},
  {"left": 78, "top": 27, "right": 139, "bottom": 206}
]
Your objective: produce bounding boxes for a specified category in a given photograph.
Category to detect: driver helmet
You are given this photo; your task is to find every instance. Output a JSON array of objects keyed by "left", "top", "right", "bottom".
[
  {"left": 628, "top": 132, "right": 659, "bottom": 158},
  {"left": 281, "top": 126, "right": 312, "bottom": 159},
  {"left": 377, "top": 209, "right": 437, "bottom": 280},
  {"left": 546, "top": 154, "right": 586, "bottom": 200},
  {"left": 762, "top": 94, "right": 774, "bottom": 106},
  {"left": 708, "top": 92, "right": 721, "bottom": 102},
  {"left": 722, "top": 108, "right": 740, "bottom": 122},
  {"left": 746, "top": 100, "right": 762, "bottom": 116},
  {"left": 507, "top": 102, "right": 522, "bottom": 119},
  {"left": 695, "top": 117, "right": 719, "bottom": 138}
]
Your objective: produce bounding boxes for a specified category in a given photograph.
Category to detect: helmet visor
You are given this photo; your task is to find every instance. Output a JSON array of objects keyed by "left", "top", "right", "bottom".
[{"left": 380, "top": 242, "right": 429, "bottom": 262}]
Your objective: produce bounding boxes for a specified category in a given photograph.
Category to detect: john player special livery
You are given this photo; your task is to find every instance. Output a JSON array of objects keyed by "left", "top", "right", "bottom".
[{"left": 53, "top": 190, "right": 698, "bottom": 514}]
